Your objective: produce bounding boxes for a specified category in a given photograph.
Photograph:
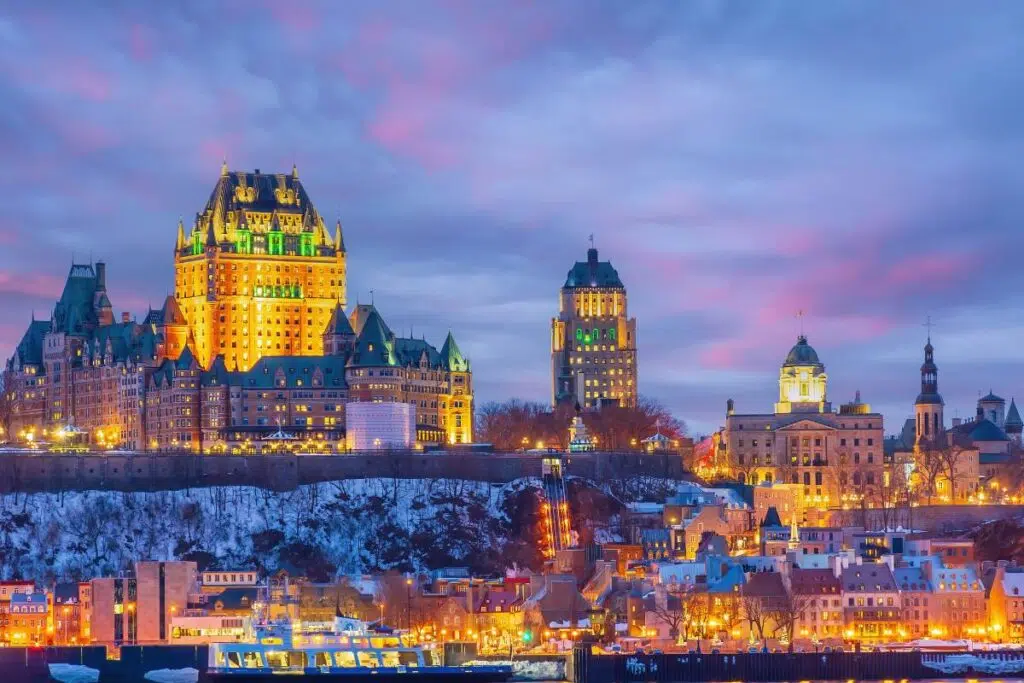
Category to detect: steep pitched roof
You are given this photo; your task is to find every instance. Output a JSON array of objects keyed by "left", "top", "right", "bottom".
[
  {"left": 349, "top": 303, "right": 392, "bottom": 337},
  {"left": 394, "top": 337, "right": 441, "bottom": 367},
  {"left": 325, "top": 303, "right": 354, "bottom": 336},
  {"left": 52, "top": 264, "right": 99, "bottom": 335},
  {"left": 1006, "top": 399, "right": 1023, "bottom": 429},
  {"left": 347, "top": 311, "right": 396, "bottom": 367},
  {"left": 9, "top": 319, "right": 50, "bottom": 368},
  {"left": 760, "top": 506, "right": 782, "bottom": 528},
  {"left": 162, "top": 295, "right": 188, "bottom": 326},
  {"left": 563, "top": 248, "right": 624, "bottom": 289},
  {"left": 239, "top": 355, "right": 347, "bottom": 389},
  {"left": 201, "top": 355, "right": 234, "bottom": 387},
  {"left": 440, "top": 331, "right": 469, "bottom": 372}
]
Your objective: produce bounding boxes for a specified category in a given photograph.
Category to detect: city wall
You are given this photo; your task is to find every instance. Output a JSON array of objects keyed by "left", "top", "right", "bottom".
[
  {"left": 0, "top": 451, "right": 688, "bottom": 494},
  {"left": 828, "top": 503, "right": 1024, "bottom": 533}
]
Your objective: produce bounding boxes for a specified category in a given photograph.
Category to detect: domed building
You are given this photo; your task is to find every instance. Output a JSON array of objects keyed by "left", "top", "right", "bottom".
[
  {"left": 775, "top": 335, "right": 829, "bottom": 414},
  {"left": 721, "top": 336, "right": 885, "bottom": 513}
]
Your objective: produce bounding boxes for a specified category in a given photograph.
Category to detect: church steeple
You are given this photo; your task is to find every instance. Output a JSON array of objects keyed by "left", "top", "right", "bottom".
[{"left": 915, "top": 336, "right": 944, "bottom": 446}]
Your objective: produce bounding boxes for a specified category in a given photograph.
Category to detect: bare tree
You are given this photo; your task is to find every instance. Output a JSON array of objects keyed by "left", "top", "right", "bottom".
[
  {"left": 913, "top": 447, "right": 944, "bottom": 505},
  {"left": 739, "top": 593, "right": 770, "bottom": 642},
  {"left": 681, "top": 590, "right": 712, "bottom": 640},
  {"left": 768, "top": 591, "right": 815, "bottom": 651},
  {"left": 647, "top": 589, "right": 686, "bottom": 641},
  {"left": 936, "top": 443, "right": 971, "bottom": 503}
]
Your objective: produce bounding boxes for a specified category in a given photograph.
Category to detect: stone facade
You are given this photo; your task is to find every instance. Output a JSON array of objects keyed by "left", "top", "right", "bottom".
[
  {"left": 551, "top": 246, "right": 637, "bottom": 408},
  {"left": 722, "top": 336, "right": 886, "bottom": 513},
  {"left": 4, "top": 166, "right": 474, "bottom": 450}
]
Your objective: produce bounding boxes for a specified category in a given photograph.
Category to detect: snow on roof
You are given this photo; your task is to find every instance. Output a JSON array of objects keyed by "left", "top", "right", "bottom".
[
  {"left": 655, "top": 560, "right": 704, "bottom": 586},
  {"left": 549, "top": 618, "right": 590, "bottom": 629},
  {"left": 627, "top": 502, "right": 664, "bottom": 514},
  {"left": 1001, "top": 571, "right": 1024, "bottom": 597}
]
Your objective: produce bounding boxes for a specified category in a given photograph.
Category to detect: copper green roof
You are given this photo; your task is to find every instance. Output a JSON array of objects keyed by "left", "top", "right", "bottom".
[
  {"left": 52, "top": 264, "right": 100, "bottom": 335},
  {"left": 347, "top": 310, "right": 396, "bottom": 367},
  {"left": 239, "top": 355, "right": 346, "bottom": 388},
  {"left": 783, "top": 335, "right": 822, "bottom": 367},
  {"left": 1006, "top": 398, "right": 1022, "bottom": 430},
  {"left": 325, "top": 303, "right": 354, "bottom": 336},
  {"left": 439, "top": 331, "right": 469, "bottom": 372},
  {"left": 349, "top": 303, "right": 391, "bottom": 337},
  {"left": 563, "top": 248, "right": 624, "bottom": 289},
  {"left": 8, "top": 319, "right": 49, "bottom": 368},
  {"left": 969, "top": 418, "right": 1009, "bottom": 442}
]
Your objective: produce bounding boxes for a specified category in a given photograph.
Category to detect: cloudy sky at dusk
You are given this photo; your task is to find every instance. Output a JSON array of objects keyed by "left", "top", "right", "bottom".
[{"left": 2, "top": 0, "right": 1024, "bottom": 435}]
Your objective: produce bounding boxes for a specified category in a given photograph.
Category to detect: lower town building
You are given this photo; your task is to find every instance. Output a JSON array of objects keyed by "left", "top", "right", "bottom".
[{"left": 90, "top": 561, "right": 197, "bottom": 646}]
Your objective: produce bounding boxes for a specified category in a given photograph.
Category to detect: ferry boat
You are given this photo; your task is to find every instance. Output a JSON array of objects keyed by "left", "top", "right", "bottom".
[{"left": 207, "top": 615, "right": 512, "bottom": 681}]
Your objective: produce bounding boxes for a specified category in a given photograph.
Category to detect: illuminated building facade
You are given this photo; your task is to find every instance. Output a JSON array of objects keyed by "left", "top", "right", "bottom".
[
  {"left": 721, "top": 336, "right": 886, "bottom": 513},
  {"left": 3, "top": 263, "right": 174, "bottom": 446},
  {"left": 551, "top": 246, "right": 637, "bottom": 408},
  {"left": 173, "top": 165, "right": 346, "bottom": 372},
  {"left": 4, "top": 166, "right": 474, "bottom": 450},
  {"left": 143, "top": 302, "right": 471, "bottom": 451}
]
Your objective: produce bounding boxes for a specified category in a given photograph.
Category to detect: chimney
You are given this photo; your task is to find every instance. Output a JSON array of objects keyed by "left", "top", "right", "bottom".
[
  {"left": 95, "top": 261, "right": 106, "bottom": 289},
  {"left": 121, "top": 312, "right": 130, "bottom": 324}
]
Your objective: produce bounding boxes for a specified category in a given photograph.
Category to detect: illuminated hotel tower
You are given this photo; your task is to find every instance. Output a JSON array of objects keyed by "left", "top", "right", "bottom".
[
  {"left": 551, "top": 244, "right": 637, "bottom": 408},
  {"left": 174, "top": 164, "right": 346, "bottom": 371}
]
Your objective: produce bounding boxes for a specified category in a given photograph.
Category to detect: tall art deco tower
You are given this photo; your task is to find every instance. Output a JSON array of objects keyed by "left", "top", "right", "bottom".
[
  {"left": 551, "top": 245, "right": 637, "bottom": 409},
  {"left": 174, "top": 164, "right": 346, "bottom": 371}
]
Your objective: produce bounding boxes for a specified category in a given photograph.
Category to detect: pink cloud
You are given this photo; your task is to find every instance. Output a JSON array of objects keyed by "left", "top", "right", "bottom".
[
  {"left": 0, "top": 271, "right": 65, "bottom": 300},
  {"left": 128, "top": 23, "right": 153, "bottom": 62}
]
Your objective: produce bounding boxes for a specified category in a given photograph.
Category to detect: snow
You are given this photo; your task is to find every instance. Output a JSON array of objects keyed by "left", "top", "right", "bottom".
[
  {"left": 627, "top": 502, "right": 664, "bottom": 514},
  {"left": 548, "top": 618, "right": 589, "bottom": 629},
  {"left": 0, "top": 479, "right": 526, "bottom": 579},
  {"left": 922, "top": 653, "right": 1024, "bottom": 675},
  {"left": 48, "top": 664, "right": 100, "bottom": 683},
  {"left": 143, "top": 668, "right": 200, "bottom": 683},
  {"left": 465, "top": 659, "right": 564, "bottom": 681},
  {"left": 615, "top": 622, "right": 628, "bottom": 633}
]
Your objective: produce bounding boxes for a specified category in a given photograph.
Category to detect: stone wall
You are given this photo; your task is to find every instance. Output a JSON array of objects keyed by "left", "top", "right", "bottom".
[
  {"left": 0, "top": 451, "right": 688, "bottom": 494},
  {"left": 828, "top": 503, "right": 1024, "bottom": 533}
]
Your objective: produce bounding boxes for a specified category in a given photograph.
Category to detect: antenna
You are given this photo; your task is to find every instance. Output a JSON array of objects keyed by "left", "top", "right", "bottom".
[
  {"left": 796, "top": 310, "right": 805, "bottom": 337},
  {"left": 369, "top": 289, "right": 375, "bottom": 306}
]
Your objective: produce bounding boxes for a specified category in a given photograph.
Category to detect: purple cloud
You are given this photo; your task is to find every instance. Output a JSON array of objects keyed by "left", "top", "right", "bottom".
[{"left": 1, "top": 1, "right": 1024, "bottom": 434}]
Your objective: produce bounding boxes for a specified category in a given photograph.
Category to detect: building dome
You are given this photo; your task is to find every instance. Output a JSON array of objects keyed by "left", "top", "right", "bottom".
[
  {"left": 969, "top": 419, "right": 1009, "bottom": 442},
  {"left": 783, "top": 336, "right": 821, "bottom": 367}
]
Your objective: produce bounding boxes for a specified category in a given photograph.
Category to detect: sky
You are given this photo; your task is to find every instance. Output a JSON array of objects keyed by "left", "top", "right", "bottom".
[{"left": 2, "top": 1, "right": 1024, "bottom": 436}]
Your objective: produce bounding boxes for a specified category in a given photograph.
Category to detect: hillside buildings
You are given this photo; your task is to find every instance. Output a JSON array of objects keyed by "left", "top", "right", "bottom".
[
  {"left": 550, "top": 245, "right": 637, "bottom": 409},
  {"left": 3, "top": 166, "right": 473, "bottom": 450},
  {"left": 720, "top": 336, "right": 886, "bottom": 512}
]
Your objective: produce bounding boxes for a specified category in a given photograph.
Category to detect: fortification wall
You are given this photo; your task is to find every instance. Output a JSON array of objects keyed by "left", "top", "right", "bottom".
[
  {"left": 0, "top": 451, "right": 688, "bottom": 494},
  {"left": 828, "top": 503, "right": 1024, "bottom": 533}
]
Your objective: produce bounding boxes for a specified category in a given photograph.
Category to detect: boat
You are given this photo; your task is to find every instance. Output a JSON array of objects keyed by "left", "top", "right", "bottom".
[{"left": 207, "top": 614, "right": 512, "bottom": 681}]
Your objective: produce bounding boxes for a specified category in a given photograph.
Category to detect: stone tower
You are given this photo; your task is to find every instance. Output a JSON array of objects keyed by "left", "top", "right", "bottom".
[
  {"left": 914, "top": 337, "right": 944, "bottom": 445},
  {"left": 550, "top": 244, "right": 637, "bottom": 409}
]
